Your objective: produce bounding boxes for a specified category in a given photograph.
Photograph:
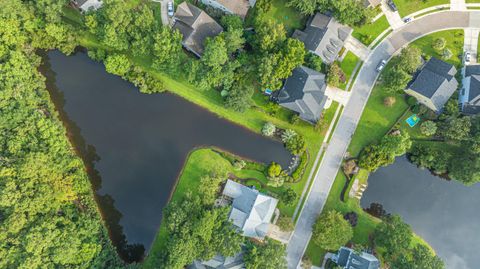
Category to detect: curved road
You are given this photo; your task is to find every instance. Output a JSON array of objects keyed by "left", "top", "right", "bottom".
[{"left": 287, "top": 11, "right": 480, "bottom": 269}]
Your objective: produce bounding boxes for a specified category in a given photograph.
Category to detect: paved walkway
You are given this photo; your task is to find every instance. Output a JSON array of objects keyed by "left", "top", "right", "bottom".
[
  {"left": 451, "top": 0, "right": 466, "bottom": 11},
  {"left": 344, "top": 37, "right": 371, "bottom": 61},
  {"left": 380, "top": 0, "right": 404, "bottom": 29},
  {"left": 464, "top": 28, "right": 480, "bottom": 64},
  {"left": 286, "top": 11, "right": 480, "bottom": 269}
]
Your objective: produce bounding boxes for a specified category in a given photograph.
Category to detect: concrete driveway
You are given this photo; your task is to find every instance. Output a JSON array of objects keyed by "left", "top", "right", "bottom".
[
  {"left": 286, "top": 11, "right": 480, "bottom": 269},
  {"left": 380, "top": 0, "right": 404, "bottom": 29},
  {"left": 464, "top": 28, "right": 480, "bottom": 64}
]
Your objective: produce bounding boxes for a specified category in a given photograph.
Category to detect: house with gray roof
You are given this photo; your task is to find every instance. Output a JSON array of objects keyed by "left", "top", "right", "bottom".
[
  {"left": 277, "top": 66, "right": 329, "bottom": 123},
  {"left": 292, "top": 13, "right": 352, "bottom": 64},
  {"left": 405, "top": 57, "right": 458, "bottom": 112},
  {"left": 332, "top": 247, "right": 380, "bottom": 269},
  {"left": 460, "top": 64, "right": 480, "bottom": 115},
  {"left": 222, "top": 180, "right": 278, "bottom": 239},
  {"left": 201, "top": 0, "right": 255, "bottom": 19},
  {"left": 173, "top": 2, "right": 224, "bottom": 57},
  {"left": 72, "top": 0, "right": 102, "bottom": 12},
  {"left": 188, "top": 252, "right": 245, "bottom": 269}
]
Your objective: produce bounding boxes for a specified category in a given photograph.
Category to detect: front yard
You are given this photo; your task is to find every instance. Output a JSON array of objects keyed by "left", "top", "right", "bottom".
[
  {"left": 352, "top": 15, "right": 390, "bottom": 46},
  {"left": 394, "top": 0, "right": 450, "bottom": 17}
]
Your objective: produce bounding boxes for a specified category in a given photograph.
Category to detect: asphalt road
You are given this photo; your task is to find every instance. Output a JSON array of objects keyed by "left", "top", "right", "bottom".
[{"left": 286, "top": 11, "right": 480, "bottom": 269}]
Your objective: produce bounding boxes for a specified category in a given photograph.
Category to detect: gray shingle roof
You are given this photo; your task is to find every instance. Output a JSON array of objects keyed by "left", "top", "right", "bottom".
[
  {"left": 407, "top": 57, "right": 458, "bottom": 111},
  {"left": 173, "top": 2, "right": 223, "bottom": 56},
  {"left": 461, "top": 65, "right": 480, "bottom": 114},
  {"left": 334, "top": 247, "right": 380, "bottom": 269},
  {"left": 188, "top": 252, "right": 245, "bottom": 269},
  {"left": 222, "top": 180, "right": 278, "bottom": 239},
  {"left": 278, "top": 66, "right": 328, "bottom": 123},
  {"left": 292, "top": 13, "right": 352, "bottom": 64},
  {"left": 202, "top": 0, "right": 251, "bottom": 18}
]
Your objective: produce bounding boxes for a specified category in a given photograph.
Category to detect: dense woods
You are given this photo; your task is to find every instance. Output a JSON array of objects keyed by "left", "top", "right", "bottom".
[{"left": 0, "top": 1, "right": 123, "bottom": 267}]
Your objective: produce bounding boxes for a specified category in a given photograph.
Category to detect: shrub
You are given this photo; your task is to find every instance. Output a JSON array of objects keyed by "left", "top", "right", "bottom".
[
  {"left": 286, "top": 134, "right": 306, "bottom": 155},
  {"left": 442, "top": 48, "right": 453, "bottom": 60},
  {"left": 280, "top": 188, "right": 297, "bottom": 205},
  {"left": 342, "top": 159, "right": 357, "bottom": 175},
  {"left": 267, "top": 162, "right": 282, "bottom": 177},
  {"left": 406, "top": 96, "right": 417, "bottom": 106},
  {"left": 290, "top": 114, "right": 300, "bottom": 125},
  {"left": 420, "top": 121, "right": 437, "bottom": 136},
  {"left": 383, "top": 96, "right": 396, "bottom": 107},
  {"left": 267, "top": 175, "right": 285, "bottom": 187},
  {"left": 277, "top": 216, "right": 294, "bottom": 231},
  {"left": 281, "top": 129, "right": 298, "bottom": 143},
  {"left": 262, "top": 122, "right": 276, "bottom": 136},
  {"left": 327, "top": 62, "right": 346, "bottom": 87},
  {"left": 292, "top": 151, "right": 308, "bottom": 181},
  {"left": 233, "top": 160, "right": 246, "bottom": 171},
  {"left": 432, "top": 37, "right": 446, "bottom": 50},
  {"left": 343, "top": 212, "right": 358, "bottom": 227}
]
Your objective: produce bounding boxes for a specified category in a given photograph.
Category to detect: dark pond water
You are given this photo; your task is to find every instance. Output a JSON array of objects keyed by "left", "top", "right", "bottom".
[
  {"left": 361, "top": 156, "right": 480, "bottom": 269},
  {"left": 41, "top": 50, "right": 292, "bottom": 261}
]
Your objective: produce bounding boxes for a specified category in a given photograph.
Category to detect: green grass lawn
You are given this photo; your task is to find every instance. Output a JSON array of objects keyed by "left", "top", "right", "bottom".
[
  {"left": 245, "top": 0, "right": 306, "bottom": 34},
  {"left": 348, "top": 84, "right": 409, "bottom": 157},
  {"left": 410, "top": 29, "right": 465, "bottom": 68},
  {"left": 339, "top": 52, "right": 360, "bottom": 90},
  {"left": 352, "top": 15, "right": 390, "bottom": 46},
  {"left": 466, "top": 0, "right": 480, "bottom": 3},
  {"left": 395, "top": 0, "right": 450, "bottom": 17}
]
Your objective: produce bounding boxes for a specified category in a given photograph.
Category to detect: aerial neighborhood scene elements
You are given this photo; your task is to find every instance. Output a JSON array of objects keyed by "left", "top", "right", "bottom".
[{"left": 2, "top": 0, "right": 480, "bottom": 268}]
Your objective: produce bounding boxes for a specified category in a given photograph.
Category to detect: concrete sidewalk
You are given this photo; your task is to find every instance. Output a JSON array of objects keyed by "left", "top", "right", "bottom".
[{"left": 450, "top": 0, "right": 466, "bottom": 11}]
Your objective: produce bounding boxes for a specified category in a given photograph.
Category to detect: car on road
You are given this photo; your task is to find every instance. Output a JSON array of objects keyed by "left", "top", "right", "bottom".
[
  {"left": 465, "top": 51, "right": 471, "bottom": 64},
  {"left": 376, "top": 60, "right": 387, "bottom": 72},
  {"left": 403, "top": 17, "right": 412, "bottom": 23},
  {"left": 167, "top": 2, "right": 174, "bottom": 17},
  {"left": 387, "top": 0, "right": 397, "bottom": 12}
]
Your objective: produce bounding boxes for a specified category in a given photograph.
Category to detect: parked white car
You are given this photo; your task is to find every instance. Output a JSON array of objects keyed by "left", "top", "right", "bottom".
[
  {"left": 376, "top": 60, "right": 387, "bottom": 72},
  {"left": 167, "top": 2, "right": 174, "bottom": 17},
  {"left": 465, "top": 51, "right": 471, "bottom": 65}
]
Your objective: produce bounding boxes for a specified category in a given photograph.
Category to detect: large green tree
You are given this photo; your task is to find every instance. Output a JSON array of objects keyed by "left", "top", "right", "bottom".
[
  {"left": 312, "top": 210, "right": 353, "bottom": 250},
  {"left": 244, "top": 239, "right": 287, "bottom": 269},
  {"left": 374, "top": 215, "right": 412, "bottom": 257}
]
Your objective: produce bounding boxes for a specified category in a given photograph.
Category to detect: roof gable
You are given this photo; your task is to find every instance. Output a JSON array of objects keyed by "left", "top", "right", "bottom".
[
  {"left": 408, "top": 57, "right": 458, "bottom": 110},
  {"left": 293, "top": 13, "right": 352, "bottom": 63},
  {"left": 222, "top": 180, "right": 278, "bottom": 239},
  {"left": 278, "top": 66, "right": 328, "bottom": 123}
]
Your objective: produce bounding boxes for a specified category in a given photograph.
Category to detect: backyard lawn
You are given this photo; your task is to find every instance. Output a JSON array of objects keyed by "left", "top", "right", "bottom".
[
  {"left": 394, "top": 0, "right": 450, "bottom": 17},
  {"left": 339, "top": 52, "right": 361, "bottom": 90},
  {"left": 352, "top": 15, "right": 390, "bottom": 46},
  {"left": 245, "top": 0, "right": 306, "bottom": 34}
]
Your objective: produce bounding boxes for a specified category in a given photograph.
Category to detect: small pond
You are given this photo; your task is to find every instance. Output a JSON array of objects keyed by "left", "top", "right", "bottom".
[
  {"left": 361, "top": 156, "right": 480, "bottom": 269},
  {"left": 41, "top": 50, "right": 292, "bottom": 261}
]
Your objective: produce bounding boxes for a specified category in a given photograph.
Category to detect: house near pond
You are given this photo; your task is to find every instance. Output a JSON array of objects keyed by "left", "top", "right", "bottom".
[
  {"left": 222, "top": 179, "right": 278, "bottom": 239},
  {"left": 201, "top": 0, "right": 256, "bottom": 19},
  {"left": 71, "top": 0, "right": 103, "bottom": 12},
  {"left": 277, "top": 66, "right": 329, "bottom": 124},
  {"left": 292, "top": 13, "right": 353, "bottom": 64},
  {"left": 189, "top": 252, "right": 245, "bottom": 269},
  {"left": 332, "top": 247, "right": 380, "bottom": 269},
  {"left": 173, "top": 2, "right": 223, "bottom": 57},
  {"left": 405, "top": 57, "right": 458, "bottom": 112},
  {"left": 459, "top": 64, "right": 480, "bottom": 114}
]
